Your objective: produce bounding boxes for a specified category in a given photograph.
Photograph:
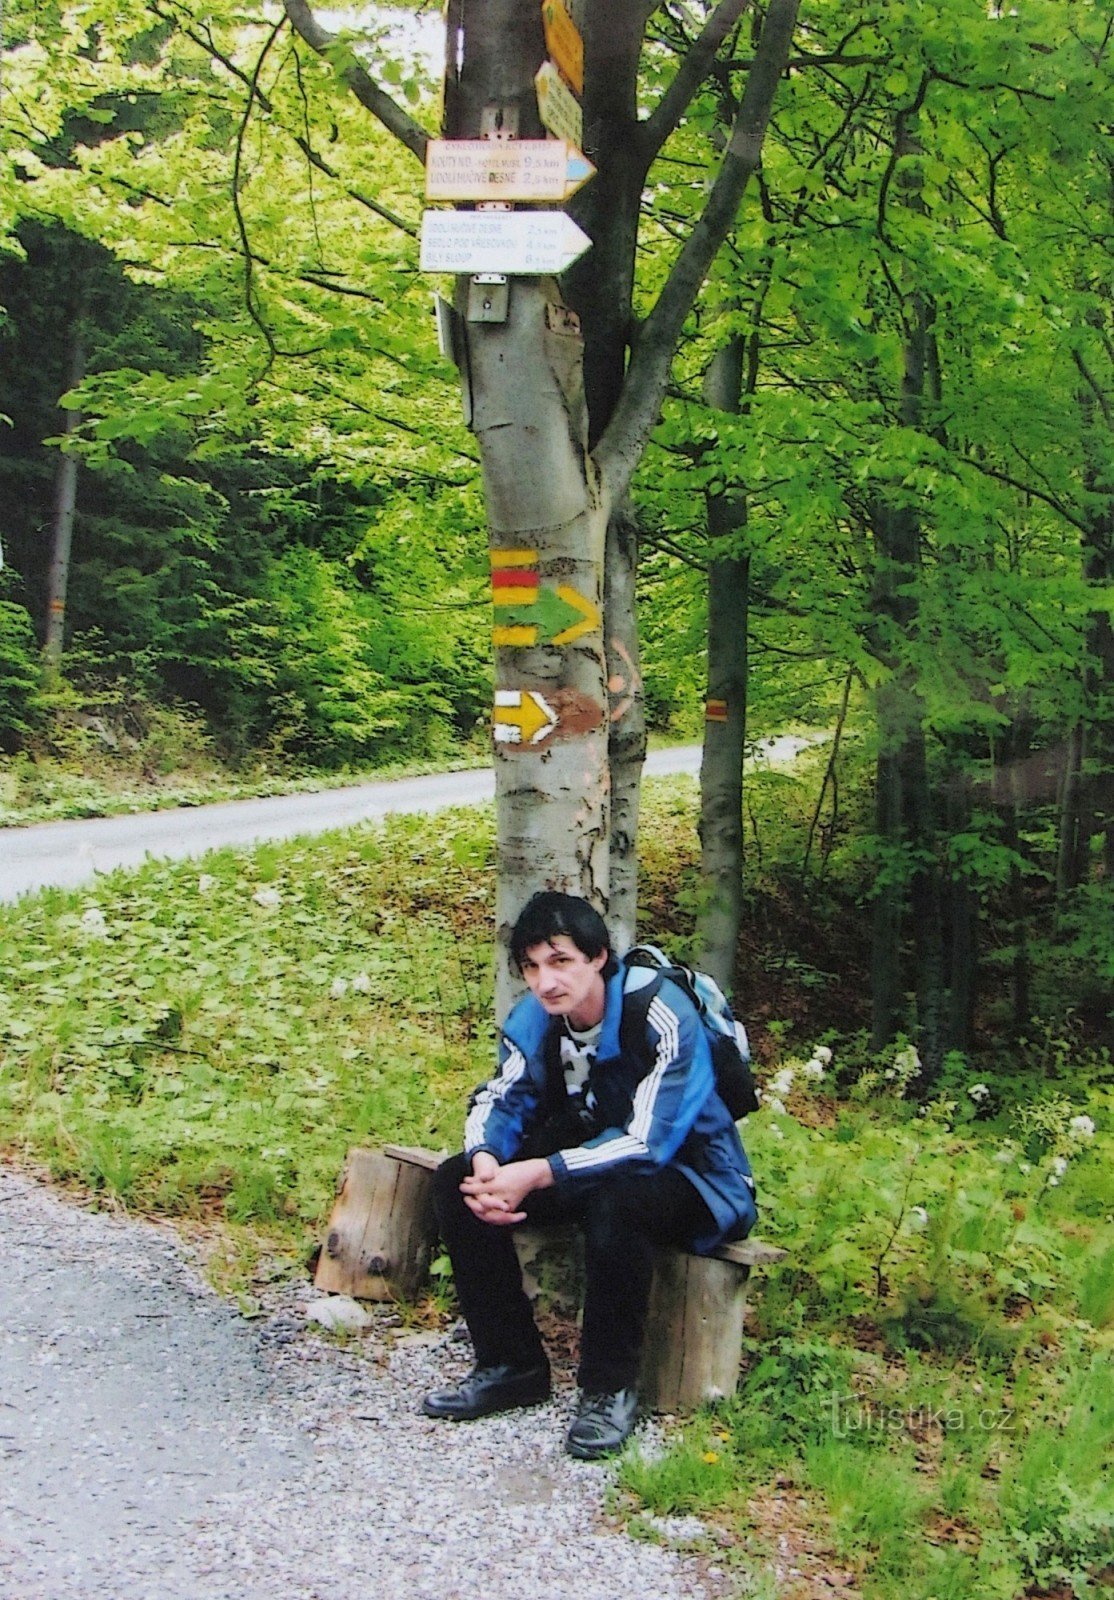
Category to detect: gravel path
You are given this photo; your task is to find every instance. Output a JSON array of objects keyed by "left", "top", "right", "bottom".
[{"left": 0, "top": 1165, "right": 734, "bottom": 1600}]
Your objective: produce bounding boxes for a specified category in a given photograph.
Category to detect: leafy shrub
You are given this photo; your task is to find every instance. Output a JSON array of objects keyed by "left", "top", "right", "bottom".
[{"left": 0, "top": 597, "right": 43, "bottom": 750}]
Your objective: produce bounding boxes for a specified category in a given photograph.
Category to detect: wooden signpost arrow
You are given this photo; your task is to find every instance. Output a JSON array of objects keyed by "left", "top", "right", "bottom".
[
  {"left": 426, "top": 139, "right": 595, "bottom": 202},
  {"left": 420, "top": 209, "right": 592, "bottom": 275}
]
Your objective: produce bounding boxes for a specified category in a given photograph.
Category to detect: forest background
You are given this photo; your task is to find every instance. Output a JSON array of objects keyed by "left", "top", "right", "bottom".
[{"left": 1, "top": 3, "right": 1111, "bottom": 1596}]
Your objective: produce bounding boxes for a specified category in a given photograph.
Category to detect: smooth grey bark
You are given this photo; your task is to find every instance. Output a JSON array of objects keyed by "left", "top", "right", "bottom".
[
  {"left": 698, "top": 549, "right": 749, "bottom": 996},
  {"left": 44, "top": 320, "right": 85, "bottom": 668},
  {"left": 696, "top": 336, "right": 750, "bottom": 996},
  {"left": 605, "top": 501, "right": 645, "bottom": 953}
]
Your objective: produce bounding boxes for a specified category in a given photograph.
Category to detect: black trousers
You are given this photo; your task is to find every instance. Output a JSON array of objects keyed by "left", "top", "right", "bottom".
[{"left": 431, "top": 1152, "right": 717, "bottom": 1393}]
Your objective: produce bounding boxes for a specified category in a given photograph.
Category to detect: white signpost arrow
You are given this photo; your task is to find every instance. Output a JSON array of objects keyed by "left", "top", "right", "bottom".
[
  {"left": 420, "top": 210, "right": 593, "bottom": 275},
  {"left": 426, "top": 139, "right": 595, "bottom": 202}
]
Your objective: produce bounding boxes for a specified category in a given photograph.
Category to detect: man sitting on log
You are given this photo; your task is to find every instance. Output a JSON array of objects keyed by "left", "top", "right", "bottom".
[{"left": 422, "top": 891, "right": 757, "bottom": 1460}]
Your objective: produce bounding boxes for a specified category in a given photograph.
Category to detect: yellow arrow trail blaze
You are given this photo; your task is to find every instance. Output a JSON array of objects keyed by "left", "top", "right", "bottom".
[{"left": 493, "top": 689, "right": 557, "bottom": 744}]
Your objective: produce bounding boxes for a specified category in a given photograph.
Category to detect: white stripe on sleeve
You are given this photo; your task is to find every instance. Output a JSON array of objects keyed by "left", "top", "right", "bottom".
[{"left": 464, "top": 1043, "right": 527, "bottom": 1149}]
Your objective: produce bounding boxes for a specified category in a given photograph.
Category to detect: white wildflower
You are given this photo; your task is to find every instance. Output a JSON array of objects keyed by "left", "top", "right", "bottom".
[
  {"left": 197, "top": 874, "right": 216, "bottom": 894},
  {"left": 909, "top": 1206, "right": 929, "bottom": 1228},
  {"left": 1068, "top": 1114, "right": 1095, "bottom": 1143},
  {"left": 893, "top": 1045, "right": 921, "bottom": 1082},
  {"left": 80, "top": 907, "right": 107, "bottom": 937},
  {"left": 763, "top": 1095, "right": 787, "bottom": 1117},
  {"left": 814, "top": 1045, "right": 833, "bottom": 1066},
  {"left": 994, "top": 1146, "right": 1014, "bottom": 1163},
  {"left": 330, "top": 977, "right": 349, "bottom": 1000},
  {"left": 350, "top": 972, "right": 372, "bottom": 995},
  {"left": 252, "top": 887, "right": 281, "bottom": 909},
  {"left": 1018, "top": 1161, "right": 1031, "bottom": 1174},
  {"left": 768, "top": 1124, "right": 784, "bottom": 1141},
  {"left": 769, "top": 1067, "right": 795, "bottom": 1099},
  {"left": 1046, "top": 1175, "right": 1060, "bottom": 1188},
  {"left": 967, "top": 1082, "right": 990, "bottom": 1103},
  {"left": 1050, "top": 1155, "right": 1069, "bottom": 1178},
  {"left": 801, "top": 1057, "right": 826, "bottom": 1082}
]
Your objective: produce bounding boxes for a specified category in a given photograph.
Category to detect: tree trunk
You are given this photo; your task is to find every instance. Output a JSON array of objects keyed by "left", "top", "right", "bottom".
[
  {"left": 868, "top": 109, "right": 949, "bottom": 1081},
  {"left": 870, "top": 725, "right": 905, "bottom": 1054},
  {"left": 289, "top": 0, "right": 800, "bottom": 1012},
  {"left": 443, "top": 2, "right": 611, "bottom": 1013},
  {"left": 696, "top": 337, "right": 750, "bottom": 996},
  {"left": 44, "top": 319, "right": 85, "bottom": 667},
  {"left": 698, "top": 547, "right": 749, "bottom": 995},
  {"left": 904, "top": 724, "right": 946, "bottom": 1079},
  {"left": 1079, "top": 501, "right": 1114, "bottom": 885},
  {"left": 565, "top": 6, "right": 651, "bottom": 948},
  {"left": 478, "top": 280, "right": 610, "bottom": 1015},
  {"left": 605, "top": 500, "right": 645, "bottom": 952},
  {"left": 1056, "top": 721, "right": 1086, "bottom": 900},
  {"left": 944, "top": 757, "right": 978, "bottom": 1054}
]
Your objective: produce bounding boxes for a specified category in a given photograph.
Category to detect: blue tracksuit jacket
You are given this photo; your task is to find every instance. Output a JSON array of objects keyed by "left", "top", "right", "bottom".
[{"left": 463, "top": 963, "right": 757, "bottom": 1253}]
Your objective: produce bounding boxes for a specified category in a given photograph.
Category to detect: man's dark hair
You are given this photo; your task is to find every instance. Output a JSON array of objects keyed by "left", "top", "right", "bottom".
[{"left": 509, "top": 892, "right": 614, "bottom": 973}]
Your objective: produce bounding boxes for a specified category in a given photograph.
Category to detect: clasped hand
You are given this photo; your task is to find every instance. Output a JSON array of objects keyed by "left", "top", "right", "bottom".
[{"left": 460, "top": 1153, "right": 553, "bottom": 1225}]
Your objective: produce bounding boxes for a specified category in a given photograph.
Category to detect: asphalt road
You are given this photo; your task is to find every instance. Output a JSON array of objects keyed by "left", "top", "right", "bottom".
[{"left": 0, "top": 739, "right": 811, "bottom": 902}]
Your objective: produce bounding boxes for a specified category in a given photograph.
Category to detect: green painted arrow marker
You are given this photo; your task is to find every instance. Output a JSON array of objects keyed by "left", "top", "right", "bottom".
[{"left": 497, "top": 584, "right": 600, "bottom": 646}]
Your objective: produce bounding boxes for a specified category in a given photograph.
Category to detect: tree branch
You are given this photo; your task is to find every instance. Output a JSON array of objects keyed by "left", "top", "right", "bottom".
[
  {"left": 961, "top": 456, "right": 1087, "bottom": 534},
  {"left": 595, "top": 0, "right": 800, "bottom": 506},
  {"left": 282, "top": 0, "right": 429, "bottom": 163},
  {"left": 640, "top": 0, "right": 751, "bottom": 165}
]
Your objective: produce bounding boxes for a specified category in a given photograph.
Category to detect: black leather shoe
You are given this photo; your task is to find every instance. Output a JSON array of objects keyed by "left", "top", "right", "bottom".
[
  {"left": 422, "top": 1363, "right": 551, "bottom": 1421},
  {"left": 565, "top": 1387, "right": 639, "bottom": 1459}
]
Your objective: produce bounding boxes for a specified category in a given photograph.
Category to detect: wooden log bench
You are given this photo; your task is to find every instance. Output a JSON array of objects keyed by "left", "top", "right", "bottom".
[{"left": 316, "top": 1144, "right": 786, "bottom": 1413}]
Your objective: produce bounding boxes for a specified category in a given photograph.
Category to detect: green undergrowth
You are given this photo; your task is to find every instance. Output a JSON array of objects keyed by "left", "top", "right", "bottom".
[
  {"left": 617, "top": 1059, "right": 1112, "bottom": 1598},
  {"left": 2, "top": 779, "right": 1110, "bottom": 1596},
  {"left": 0, "top": 803, "right": 499, "bottom": 1266}
]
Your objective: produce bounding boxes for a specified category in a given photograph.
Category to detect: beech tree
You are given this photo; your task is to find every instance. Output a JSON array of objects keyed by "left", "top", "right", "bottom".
[{"left": 278, "top": 0, "right": 800, "bottom": 998}]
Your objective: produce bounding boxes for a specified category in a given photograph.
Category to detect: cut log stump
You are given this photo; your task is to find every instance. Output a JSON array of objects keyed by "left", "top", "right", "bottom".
[
  {"left": 641, "top": 1238, "right": 787, "bottom": 1411},
  {"left": 514, "top": 1224, "right": 787, "bottom": 1413},
  {"left": 315, "top": 1144, "right": 441, "bottom": 1301},
  {"left": 317, "top": 1143, "right": 787, "bottom": 1412}
]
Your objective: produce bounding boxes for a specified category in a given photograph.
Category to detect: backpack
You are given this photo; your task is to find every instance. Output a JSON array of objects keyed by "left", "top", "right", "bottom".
[{"left": 620, "top": 945, "right": 759, "bottom": 1120}]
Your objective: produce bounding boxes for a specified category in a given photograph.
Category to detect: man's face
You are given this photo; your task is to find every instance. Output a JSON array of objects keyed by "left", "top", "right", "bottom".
[{"left": 520, "top": 935, "right": 608, "bottom": 1029}]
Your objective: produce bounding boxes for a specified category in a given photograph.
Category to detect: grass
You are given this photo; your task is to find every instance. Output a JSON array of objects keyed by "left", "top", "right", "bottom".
[{"left": 1, "top": 777, "right": 1111, "bottom": 1597}]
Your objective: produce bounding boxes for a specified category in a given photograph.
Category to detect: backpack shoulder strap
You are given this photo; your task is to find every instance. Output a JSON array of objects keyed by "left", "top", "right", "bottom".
[{"left": 618, "top": 956, "right": 666, "bottom": 1062}]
